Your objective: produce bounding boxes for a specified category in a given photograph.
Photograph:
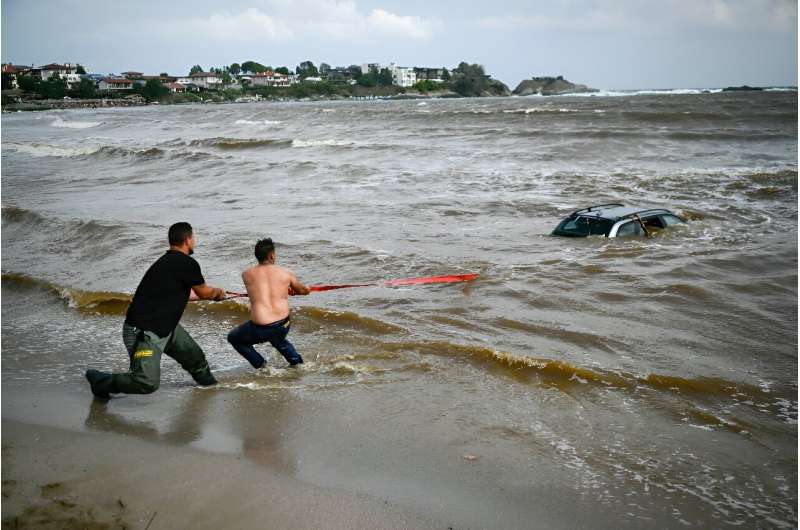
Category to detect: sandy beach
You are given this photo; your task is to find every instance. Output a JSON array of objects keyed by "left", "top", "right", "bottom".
[
  {"left": 2, "top": 385, "right": 631, "bottom": 530},
  {"left": 2, "top": 419, "right": 447, "bottom": 529},
  {"left": 2, "top": 92, "right": 796, "bottom": 529}
]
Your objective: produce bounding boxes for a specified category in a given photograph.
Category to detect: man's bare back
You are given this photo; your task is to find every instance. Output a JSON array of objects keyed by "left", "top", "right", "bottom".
[{"left": 243, "top": 263, "right": 309, "bottom": 325}]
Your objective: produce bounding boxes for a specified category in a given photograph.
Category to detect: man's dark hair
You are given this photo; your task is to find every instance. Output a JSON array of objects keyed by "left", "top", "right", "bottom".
[
  {"left": 255, "top": 238, "right": 275, "bottom": 263},
  {"left": 168, "top": 222, "right": 193, "bottom": 246}
]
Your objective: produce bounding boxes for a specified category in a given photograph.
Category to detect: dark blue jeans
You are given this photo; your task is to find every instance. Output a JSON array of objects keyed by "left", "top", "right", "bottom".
[{"left": 227, "top": 316, "right": 303, "bottom": 368}]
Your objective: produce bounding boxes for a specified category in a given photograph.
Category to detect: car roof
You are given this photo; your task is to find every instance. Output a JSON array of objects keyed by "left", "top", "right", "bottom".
[{"left": 572, "top": 204, "right": 672, "bottom": 221}]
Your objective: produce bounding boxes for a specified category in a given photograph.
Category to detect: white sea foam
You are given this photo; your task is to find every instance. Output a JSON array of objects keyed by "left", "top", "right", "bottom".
[
  {"left": 292, "top": 138, "right": 354, "bottom": 148},
  {"left": 234, "top": 119, "right": 283, "bottom": 127},
  {"left": 503, "top": 107, "right": 580, "bottom": 114},
  {"left": 545, "top": 88, "right": 726, "bottom": 97},
  {"left": 2, "top": 142, "right": 103, "bottom": 158},
  {"left": 51, "top": 117, "right": 102, "bottom": 129}
]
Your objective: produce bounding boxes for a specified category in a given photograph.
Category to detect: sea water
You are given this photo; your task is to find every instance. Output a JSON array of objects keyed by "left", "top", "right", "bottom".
[{"left": 2, "top": 91, "right": 797, "bottom": 528}]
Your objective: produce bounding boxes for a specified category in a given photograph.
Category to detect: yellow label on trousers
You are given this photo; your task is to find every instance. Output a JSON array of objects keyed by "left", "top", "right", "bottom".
[{"left": 134, "top": 349, "right": 154, "bottom": 359}]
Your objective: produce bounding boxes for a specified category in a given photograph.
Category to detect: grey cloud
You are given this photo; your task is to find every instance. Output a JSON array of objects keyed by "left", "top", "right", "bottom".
[{"left": 2, "top": 0, "right": 796, "bottom": 88}]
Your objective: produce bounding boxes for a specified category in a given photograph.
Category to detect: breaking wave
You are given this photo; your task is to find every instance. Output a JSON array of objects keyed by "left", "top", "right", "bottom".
[
  {"left": 1, "top": 273, "right": 132, "bottom": 315},
  {"left": 502, "top": 108, "right": 582, "bottom": 114},
  {"left": 180, "top": 137, "right": 293, "bottom": 149},
  {"left": 291, "top": 138, "right": 355, "bottom": 148},
  {"left": 2, "top": 142, "right": 106, "bottom": 158},
  {"left": 379, "top": 340, "right": 795, "bottom": 405},
  {"left": 1, "top": 141, "right": 167, "bottom": 159},
  {"left": 234, "top": 119, "right": 283, "bottom": 127},
  {"left": 0, "top": 272, "right": 405, "bottom": 336},
  {"left": 50, "top": 117, "right": 102, "bottom": 129},
  {"left": 3, "top": 270, "right": 796, "bottom": 407}
]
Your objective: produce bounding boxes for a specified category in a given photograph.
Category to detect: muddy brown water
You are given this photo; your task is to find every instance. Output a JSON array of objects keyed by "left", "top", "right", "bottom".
[{"left": 2, "top": 91, "right": 797, "bottom": 528}]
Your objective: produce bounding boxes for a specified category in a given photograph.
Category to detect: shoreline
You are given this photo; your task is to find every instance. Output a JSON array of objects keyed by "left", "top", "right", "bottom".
[
  {"left": 0, "top": 374, "right": 640, "bottom": 530},
  {"left": 3, "top": 86, "right": 796, "bottom": 113},
  {"left": 1, "top": 419, "right": 444, "bottom": 530},
  {"left": 1, "top": 89, "right": 468, "bottom": 112}
]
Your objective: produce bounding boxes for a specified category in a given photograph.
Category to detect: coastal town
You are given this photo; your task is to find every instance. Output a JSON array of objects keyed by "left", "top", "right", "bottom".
[{"left": 0, "top": 59, "right": 525, "bottom": 110}]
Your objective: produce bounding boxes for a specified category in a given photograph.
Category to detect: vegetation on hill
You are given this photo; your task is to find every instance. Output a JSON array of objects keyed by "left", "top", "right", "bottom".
[{"left": 512, "top": 76, "right": 596, "bottom": 96}]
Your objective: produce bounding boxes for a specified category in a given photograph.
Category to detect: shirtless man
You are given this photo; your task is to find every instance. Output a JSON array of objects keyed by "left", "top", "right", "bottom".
[{"left": 227, "top": 238, "right": 310, "bottom": 368}]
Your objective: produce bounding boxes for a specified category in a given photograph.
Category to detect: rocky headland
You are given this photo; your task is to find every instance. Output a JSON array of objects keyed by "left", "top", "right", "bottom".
[
  {"left": 721, "top": 85, "right": 764, "bottom": 92},
  {"left": 513, "top": 76, "right": 597, "bottom": 96}
]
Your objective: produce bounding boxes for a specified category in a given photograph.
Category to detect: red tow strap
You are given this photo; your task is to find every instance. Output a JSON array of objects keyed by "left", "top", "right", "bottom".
[{"left": 225, "top": 273, "right": 478, "bottom": 298}]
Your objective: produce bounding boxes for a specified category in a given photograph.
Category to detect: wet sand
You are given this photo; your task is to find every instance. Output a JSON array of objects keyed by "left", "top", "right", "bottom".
[
  {"left": 2, "top": 383, "right": 642, "bottom": 530},
  {"left": 2, "top": 419, "right": 443, "bottom": 530},
  {"left": 2, "top": 93, "right": 796, "bottom": 528}
]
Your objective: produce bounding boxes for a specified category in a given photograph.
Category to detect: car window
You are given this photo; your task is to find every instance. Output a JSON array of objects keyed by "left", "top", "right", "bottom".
[
  {"left": 616, "top": 221, "right": 642, "bottom": 237},
  {"left": 661, "top": 214, "right": 684, "bottom": 226},
  {"left": 642, "top": 216, "right": 665, "bottom": 229},
  {"left": 554, "top": 216, "right": 613, "bottom": 236}
]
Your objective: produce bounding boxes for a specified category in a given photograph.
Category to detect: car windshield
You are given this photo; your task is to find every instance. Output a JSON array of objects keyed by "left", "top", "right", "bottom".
[{"left": 554, "top": 215, "right": 613, "bottom": 236}]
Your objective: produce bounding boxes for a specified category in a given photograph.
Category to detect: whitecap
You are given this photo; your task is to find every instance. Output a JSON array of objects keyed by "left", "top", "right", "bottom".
[
  {"left": 234, "top": 119, "right": 283, "bottom": 128},
  {"left": 2, "top": 142, "right": 103, "bottom": 158},
  {"left": 291, "top": 138, "right": 354, "bottom": 148},
  {"left": 51, "top": 117, "right": 102, "bottom": 129}
]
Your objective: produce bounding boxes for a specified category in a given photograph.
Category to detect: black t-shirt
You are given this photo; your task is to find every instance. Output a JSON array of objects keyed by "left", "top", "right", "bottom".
[{"left": 125, "top": 250, "right": 205, "bottom": 337}]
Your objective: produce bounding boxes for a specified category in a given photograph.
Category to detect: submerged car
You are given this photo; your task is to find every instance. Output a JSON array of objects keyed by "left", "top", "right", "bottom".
[{"left": 552, "top": 204, "right": 686, "bottom": 237}]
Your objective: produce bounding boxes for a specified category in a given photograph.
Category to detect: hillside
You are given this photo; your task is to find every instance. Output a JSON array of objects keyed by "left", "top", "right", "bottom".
[{"left": 513, "top": 76, "right": 597, "bottom": 96}]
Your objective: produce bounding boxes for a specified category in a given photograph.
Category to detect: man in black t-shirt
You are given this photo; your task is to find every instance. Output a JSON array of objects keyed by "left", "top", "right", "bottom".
[{"left": 85, "top": 222, "right": 226, "bottom": 398}]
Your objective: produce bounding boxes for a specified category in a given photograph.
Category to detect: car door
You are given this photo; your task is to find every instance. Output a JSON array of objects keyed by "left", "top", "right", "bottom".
[
  {"left": 660, "top": 214, "right": 685, "bottom": 226},
  {"left": 614, "top": 220, "right": 643, "bottom": 237}
]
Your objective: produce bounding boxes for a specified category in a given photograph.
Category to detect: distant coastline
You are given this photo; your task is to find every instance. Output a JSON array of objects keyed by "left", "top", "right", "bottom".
[{"left": 2, "top": 81, "right": 796, "bottom": 113}]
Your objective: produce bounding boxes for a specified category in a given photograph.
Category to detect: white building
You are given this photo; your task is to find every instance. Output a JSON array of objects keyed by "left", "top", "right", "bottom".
[
  {"left": 187, "top": 72, "right": 223, "bottom": 89},
  {"left": 40, "top": 63, "right": 78, "bottom": 82},
  {"left": 98, "top": 77, "right": 133, "bottom": 91},
  {"left": 361, "top": 63, "right": 380, "bottom": 74},
  {"left": 388, "top": 63, "right": 416, "bottom": 87},
  {"left": 249, "top": 71, "right": 291, "bottom": 87}
]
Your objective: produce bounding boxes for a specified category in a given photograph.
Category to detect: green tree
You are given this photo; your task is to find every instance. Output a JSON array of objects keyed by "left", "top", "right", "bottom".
[
  {"left": 159, "top": 72, "right": 169, "bottom": 77},
  {"left": 275, "top": 66, "right": 289, "bottom": 75},
  {"left": 377, "top": 68, "right": 393, "bottom": 86},
  {"left": 69, "top": 77, "right": 97, "bottom": 98},
  {"left": 356, "top": 71, "right": 378, "bottom": 87},
  {"left": 441, "top": 68, "right": 451, "bottom": 81},
  {"left": 17, "top": 75, "right": 38, "bottom": 93},
  {"left": 76, "top": 64, "right": 87, "bottom": 75},
  {"left": 229, "top": 63, "right": 241, "bottom": 75},
  {"left": 2, "top": 73, "right": 16, "bottom": 90},
  {"left": 414, "top": 79, "right": 438, "bottom": 92},
  {"left": 141, "top": 78, "right": 168, "bottom": 101},
  {"left": 242, "top": 61, "right": 268, "bottom": 73},
  {"left": 189, "top": 64, "right": 203, "bottom": 75},
  {"left": 39, "top": 74, "right": 67, "bottom": 99},
  {"left": 222, "top": 71, "right": 233, "bottom": 84},
  {"left": 451, "top": 62, "right": 487, "bottom": 97},
  {"left": 296, "top": 61, "right": 318, "bottom": 79}
]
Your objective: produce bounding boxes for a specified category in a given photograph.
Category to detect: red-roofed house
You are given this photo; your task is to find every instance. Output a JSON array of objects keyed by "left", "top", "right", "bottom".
[
  {"left": 2, "top": 64, "right": 22, "bottom": 88},
  {"left": 40, "top": 63, "right": 78, "bottom": 81},
  {"left": 165, "top": 82, "right": 186, "bottom": 93},
  {"left": 98, "top": 77, "right": 133, "bottom": 91},
  {"left": 249, "top": 71, "right": 291, "bottom": 87}
]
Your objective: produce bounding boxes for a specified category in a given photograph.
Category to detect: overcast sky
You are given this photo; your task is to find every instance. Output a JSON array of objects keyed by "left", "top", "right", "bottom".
[{"left": 2, "top": 0, "right": 797, "bottom": 88}]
